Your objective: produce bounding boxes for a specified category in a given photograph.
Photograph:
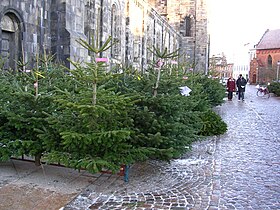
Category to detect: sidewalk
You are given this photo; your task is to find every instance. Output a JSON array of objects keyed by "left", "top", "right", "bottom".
[{"left": 0, "top": 159, "right": 121, "bottom": 210}]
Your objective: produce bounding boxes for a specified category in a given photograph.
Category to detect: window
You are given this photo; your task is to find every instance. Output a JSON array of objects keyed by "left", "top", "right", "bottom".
[
  {"left": 184, "top": 16, "right": 191, "bottom": 37},
  {"left": 161, "top": 0, "right": 167, "bottom": 6},
  {"left": 267, "top": 55, "right": 272, "bottom": 68}
]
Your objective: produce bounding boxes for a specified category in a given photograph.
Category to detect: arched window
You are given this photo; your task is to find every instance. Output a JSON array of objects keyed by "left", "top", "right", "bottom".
[
  {"left": 184, "top": 16, "right": 191, "bottom": 37},
  {"left": 1, "top": 13, "right": 22, "bottom": 70},
  {"left": 111, "top": 4, "right": 120, "bottom": 58},
  {"left": 267, "top": 55, "right": 272, "bottom": 68}
]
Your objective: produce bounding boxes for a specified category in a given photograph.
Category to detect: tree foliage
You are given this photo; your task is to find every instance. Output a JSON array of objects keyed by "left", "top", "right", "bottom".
[
  {"left": 0, "top": 62, "right": 70, "bottom": 164},
  {"left": 268, "top": 82, "right": 280, "bottom": 96},
  {"left": 0, "top": 37, "right": 227, "bottom": 174}
]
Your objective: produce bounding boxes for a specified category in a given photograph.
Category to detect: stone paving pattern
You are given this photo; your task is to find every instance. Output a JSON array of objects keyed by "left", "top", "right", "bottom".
[
  {"left": 0, "top": 85, "right": 279, "bottom": 210},
  {"left": 64, "top": 85, "right": 280, "bottom": 210}
]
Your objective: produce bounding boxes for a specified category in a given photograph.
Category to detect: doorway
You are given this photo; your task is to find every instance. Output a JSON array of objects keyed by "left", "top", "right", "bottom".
[{"left": 1, "top": 13, "right": 21, "bottom": 70}]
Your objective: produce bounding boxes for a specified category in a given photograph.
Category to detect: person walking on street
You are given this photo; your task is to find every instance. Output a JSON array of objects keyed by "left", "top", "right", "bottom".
[
  {"left": 226, "top": 76, "right": 236, "bottom": 101},
  {"left": 236, "top": 74, "right": 247, "bottom": 101}
]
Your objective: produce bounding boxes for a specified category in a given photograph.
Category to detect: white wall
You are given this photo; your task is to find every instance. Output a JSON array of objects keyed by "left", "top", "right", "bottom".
[{"left": 233, "top": 65, "right": 249, "bottom": 80}]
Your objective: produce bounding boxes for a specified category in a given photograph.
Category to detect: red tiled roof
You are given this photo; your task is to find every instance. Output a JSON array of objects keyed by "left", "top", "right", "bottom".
[{"left": 256, "top": 29, "right": 280, "bottom": 50}]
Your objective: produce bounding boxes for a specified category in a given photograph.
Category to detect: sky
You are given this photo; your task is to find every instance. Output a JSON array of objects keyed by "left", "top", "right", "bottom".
[{"left": 207, "top": 0, "right": 280, "bottom": 65}]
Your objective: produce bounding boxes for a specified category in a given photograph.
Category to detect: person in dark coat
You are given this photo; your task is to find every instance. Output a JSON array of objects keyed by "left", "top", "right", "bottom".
[
  {"left": 236, "top": 74, "right": 247, "bottom": 101},
  {"left": 226, "top": 76, "right": 236, "bottom": 101}
]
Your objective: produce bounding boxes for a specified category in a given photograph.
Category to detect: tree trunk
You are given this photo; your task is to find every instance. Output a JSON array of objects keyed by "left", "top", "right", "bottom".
[
  {"left": 92, "top": 81, "right": 97, "bottom": 105},
  {"left": 35, "top": 154, "right": 41, "bottom": 166},
  {"left": 153, "top": 68, "right": 161, "bottom": 97}
]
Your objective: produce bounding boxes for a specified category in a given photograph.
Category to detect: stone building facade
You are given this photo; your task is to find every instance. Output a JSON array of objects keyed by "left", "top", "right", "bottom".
[
  {"left": 0, "top": 0, "right": 208, "bottom": 73},
  {"left": 148, "top": 0, "right": 208, "bottom": 72},
  {"left": 209, "top": 53, "right": 233, "bottom": 79}
]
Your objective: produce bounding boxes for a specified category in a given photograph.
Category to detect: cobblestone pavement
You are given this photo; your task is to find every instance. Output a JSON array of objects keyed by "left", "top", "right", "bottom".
[
  {"left": 63, "top": 85, "right": 280, "bottom": 210},
  {"left": 0, "top": 85, "right": 279, "bottom": 210}
]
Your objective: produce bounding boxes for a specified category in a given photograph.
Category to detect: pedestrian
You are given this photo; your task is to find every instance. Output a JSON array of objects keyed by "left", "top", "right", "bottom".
[
  {"left": 226, "top": 76, "right": 236, "bottom": 101},
  {"left": 236, "top": 74, "right": 247, "bottom": 101}
]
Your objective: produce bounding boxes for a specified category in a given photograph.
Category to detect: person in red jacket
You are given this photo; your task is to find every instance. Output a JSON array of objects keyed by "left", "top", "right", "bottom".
[{"left": 226, "top": 76, "right": 236, "bottom": 101}]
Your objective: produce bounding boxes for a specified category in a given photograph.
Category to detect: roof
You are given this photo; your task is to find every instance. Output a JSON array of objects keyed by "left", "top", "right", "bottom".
[{"left": 256, "top": 29, "right": 280, "bottom": 50}]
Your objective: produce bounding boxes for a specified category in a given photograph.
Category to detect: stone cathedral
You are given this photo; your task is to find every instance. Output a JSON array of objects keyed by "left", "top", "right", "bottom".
[{"left": 0, "top": 0, "right": 208, "bottom": 73}]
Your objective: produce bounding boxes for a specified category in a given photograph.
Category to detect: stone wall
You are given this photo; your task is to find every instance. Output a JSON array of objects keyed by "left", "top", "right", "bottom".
[
  {"left": 149, "top": 0, "right": 208, "bottom": 73},
  {"left": 0, "top": 0, "right": 207, "bottom": 72},
  {"left": 0, "top": 0, "right": 52, "bottom": 69}
]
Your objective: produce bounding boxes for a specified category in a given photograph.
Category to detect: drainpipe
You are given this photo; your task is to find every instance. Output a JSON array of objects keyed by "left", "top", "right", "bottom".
[{"left": 193, "top": 0, "right": 197, "bottom": 72}]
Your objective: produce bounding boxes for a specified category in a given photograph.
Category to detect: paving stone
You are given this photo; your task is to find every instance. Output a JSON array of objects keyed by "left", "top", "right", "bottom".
[
  {"left": 62, "top": 85, "right": 278, "bottom": 210},
  {"left": 1, "top": 85, "right": 279, "bottom": 210}
]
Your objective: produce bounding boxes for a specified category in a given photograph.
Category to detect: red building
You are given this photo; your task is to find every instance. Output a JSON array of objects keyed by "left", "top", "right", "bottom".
[{"left": 250, "top": 29, "right": 280, "bottom": 84}]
